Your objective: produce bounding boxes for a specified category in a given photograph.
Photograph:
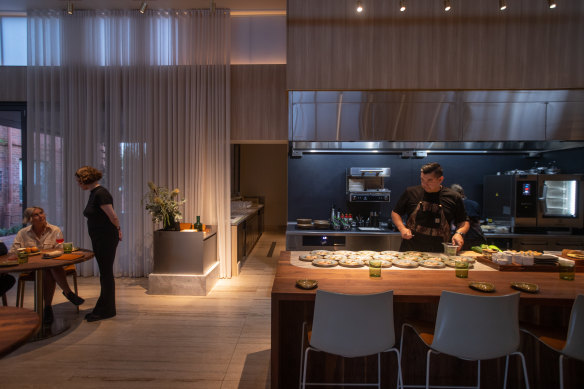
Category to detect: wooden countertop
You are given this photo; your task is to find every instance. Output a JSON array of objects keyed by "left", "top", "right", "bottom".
[{"left": 272, "top": 251, "right": 583, "bottom": 305}]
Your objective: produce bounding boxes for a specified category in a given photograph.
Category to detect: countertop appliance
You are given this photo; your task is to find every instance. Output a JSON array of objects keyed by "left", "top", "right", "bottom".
[
  {"left": 346, "top": 167, "right": 391, "bottom": 202},
  {"left": 484, "top": 174, "right": 584, "bottom": 229}
]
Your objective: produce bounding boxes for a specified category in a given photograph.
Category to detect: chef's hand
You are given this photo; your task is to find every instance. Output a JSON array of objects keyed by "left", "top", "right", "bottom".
[
  {"left": 400, "top": 228, "right": 414, "bottom": 240},
  {"left": 452, "top": 234, "right": 464, "bottom": 251}
]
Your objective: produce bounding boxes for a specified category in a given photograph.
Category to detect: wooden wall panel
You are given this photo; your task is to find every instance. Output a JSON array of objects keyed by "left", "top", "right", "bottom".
[
  {"left": 287, "top": 0, "right": 584, "bottom": 90},
  {"left": 230, "top": 64, "right": 287, "bottom": 141},
  {"left": 0, "top": 67, "right": 26, "bottom": 101}
]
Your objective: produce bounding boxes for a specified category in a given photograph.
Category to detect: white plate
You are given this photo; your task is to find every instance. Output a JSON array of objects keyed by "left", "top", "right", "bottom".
[
  {"left": 312, "top": 259, "right": 338, "bottom": 268},
  {"left": 299, "top": 254, "right": 321, "bottom": 262},
  {"left": 338, "top": 258, "right": 364, "bottom": 268},
  {"left": 393, "top": 259, "right": 419, "bottom": 268}
]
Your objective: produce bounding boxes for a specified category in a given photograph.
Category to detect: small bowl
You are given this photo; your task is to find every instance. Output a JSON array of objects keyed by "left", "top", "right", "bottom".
[
  {"left": 297, "top": 218, "right": 313, "bottom": 225},
  {"left": 296, "top": 279, "right": 318, "bottom": 290}
]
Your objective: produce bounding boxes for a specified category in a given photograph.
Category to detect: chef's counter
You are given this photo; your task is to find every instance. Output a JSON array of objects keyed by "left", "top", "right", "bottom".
[
  {"left": 230, "top": 204, "right": 264, "bottom": 226},
  {"left": 286, "top": 222, "right": 584, "bottom": 251}
]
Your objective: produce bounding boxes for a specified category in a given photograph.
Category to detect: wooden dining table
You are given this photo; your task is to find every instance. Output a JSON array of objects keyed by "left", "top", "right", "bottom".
[
  {"left": 0, "top": 306, "right": 40, "bottom": 358},
  {"left": 272, "top": 251, "right": 584, "bottom": 389},
  {"left": 0, "top": 249, "right": 95, "bottom": 340}
]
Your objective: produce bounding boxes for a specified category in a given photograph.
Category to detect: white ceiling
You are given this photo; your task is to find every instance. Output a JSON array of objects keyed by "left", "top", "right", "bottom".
[{"left": 0, "top": 0, "right": 286, "bottom": 12}]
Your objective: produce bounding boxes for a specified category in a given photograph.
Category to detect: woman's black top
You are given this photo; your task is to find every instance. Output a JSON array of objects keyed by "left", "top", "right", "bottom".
[{"left": 84, "top": 186, "right": 115, "bottom": 235}]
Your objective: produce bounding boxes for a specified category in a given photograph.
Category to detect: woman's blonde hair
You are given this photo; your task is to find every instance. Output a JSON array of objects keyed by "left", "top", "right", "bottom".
[
  {"left": 75, "top": 166, "right": 103, "bottom": 185},
  {"left": 23, "top": 207, "right": 44, "bottom": 224}
]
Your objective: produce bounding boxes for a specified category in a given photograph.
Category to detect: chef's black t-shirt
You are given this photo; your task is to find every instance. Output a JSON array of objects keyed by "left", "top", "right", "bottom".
[{"left": 84, "top": 186, "right": 115, "bottom": 234}]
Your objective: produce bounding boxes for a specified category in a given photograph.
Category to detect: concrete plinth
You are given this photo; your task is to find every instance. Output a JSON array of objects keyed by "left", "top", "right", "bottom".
[{"left": 148, "top": 261, "right": 220, "bottom": 296}]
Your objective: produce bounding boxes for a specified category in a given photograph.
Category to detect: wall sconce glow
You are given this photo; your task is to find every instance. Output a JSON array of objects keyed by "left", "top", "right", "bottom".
[
  {"left": 67, "top": 1, "right": 73, "bottom": 15},
  {"left": 400, "top": 0, "right": 406, "bottom": 12},
  {"left": 139, "top": 1, "right": 148, "bottom": 14},
  {"left": 356, "top": 1, "right": 363, "bottom": 13},
  {"left": 499, "top": 0, "right": 507, "bottom": 10},
  {"left": 444, "top": 0, "right": 451, "bottom": 11},
  {"left": 548, "top": 0, "right": 557, "bottom": 9}
]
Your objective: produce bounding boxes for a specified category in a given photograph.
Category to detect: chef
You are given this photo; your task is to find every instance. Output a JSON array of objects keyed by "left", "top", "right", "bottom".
[{"left": 391, "top": 162, "right": 469, "bottom": 252}]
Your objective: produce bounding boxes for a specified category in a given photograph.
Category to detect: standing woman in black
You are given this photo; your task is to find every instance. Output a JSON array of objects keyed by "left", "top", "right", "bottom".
[{"left": 75, "top": 166, "right": 122, "bottom": 322}]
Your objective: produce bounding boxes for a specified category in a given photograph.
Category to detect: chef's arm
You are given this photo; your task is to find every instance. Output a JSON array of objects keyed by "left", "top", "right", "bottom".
[
  {"left": 391, "top": 211, "right": 414, "bottom": 240},
  {"left": 452, "top": 220, "right": 470, "bottom": 247}
]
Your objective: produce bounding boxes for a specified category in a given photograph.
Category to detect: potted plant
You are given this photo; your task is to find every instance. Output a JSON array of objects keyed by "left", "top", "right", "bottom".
[{"left": 143, "top": 181, "right": 186, "bottom": 231}]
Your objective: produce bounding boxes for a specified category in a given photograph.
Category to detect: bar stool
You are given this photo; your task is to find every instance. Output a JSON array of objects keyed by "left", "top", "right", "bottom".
[
  {"left": 300, "top": 289, "right": 403, "bottom": 389},
  {"left": 16, "top": 265, "right": 79, "bottom": 312},
  {"left": 400, "top": 291, "right": 530, "bottom": 389},
  {"left": 521, "top": 294, "right": 584, "bottom": 389}
]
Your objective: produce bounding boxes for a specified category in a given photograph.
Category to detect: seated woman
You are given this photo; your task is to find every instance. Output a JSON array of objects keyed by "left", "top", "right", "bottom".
[{"left": 11, "top": 207, "right": 84, "bottom": 324}]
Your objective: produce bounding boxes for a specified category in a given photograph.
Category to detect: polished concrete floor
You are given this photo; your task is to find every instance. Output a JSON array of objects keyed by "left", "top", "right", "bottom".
[{"left": 0, "top": 230, "right": 285, "bottom": 388}]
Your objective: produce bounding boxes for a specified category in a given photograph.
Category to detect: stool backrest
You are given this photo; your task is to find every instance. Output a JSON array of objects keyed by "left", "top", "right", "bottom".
[
  {"left": 431, "top": 291, "right": 520, "bottom": 360},
  {"left": 563, "top": 294, "right": 584, "bottom": 361},
  {"left": 310, "top": 289, "right": 395, "bottom": 358}
]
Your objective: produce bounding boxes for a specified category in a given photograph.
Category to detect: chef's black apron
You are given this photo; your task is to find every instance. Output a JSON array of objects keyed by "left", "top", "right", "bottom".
[{"left": 400, "top": 197, "right": 452, "bottom": 253}]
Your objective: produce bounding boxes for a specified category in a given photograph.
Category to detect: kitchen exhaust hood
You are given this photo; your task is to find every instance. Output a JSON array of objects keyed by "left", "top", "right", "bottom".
[
  {"left": 290, "top": 140, "right": 584, "bottom": 157},
  {"left": 288, "top": 90, "right": 584, "bottom": 156}
]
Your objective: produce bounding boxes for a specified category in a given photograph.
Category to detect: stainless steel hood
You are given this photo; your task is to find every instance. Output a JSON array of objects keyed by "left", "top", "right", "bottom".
[
  {"left": 288, "top": 90, "right": 584, "bottom": 155},
  {"left": 290, "top": 140, "right": 584, "bottom": 156}
]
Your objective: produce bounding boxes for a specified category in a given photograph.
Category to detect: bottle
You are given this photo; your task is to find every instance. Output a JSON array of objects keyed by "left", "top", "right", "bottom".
[{"left": 194, "top": 216, "right": 203, "bottom": 231}]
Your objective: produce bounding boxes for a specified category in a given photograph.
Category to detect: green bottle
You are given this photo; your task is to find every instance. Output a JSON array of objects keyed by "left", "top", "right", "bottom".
[{"left": 194, "top": 216, "right": 203, "bottom": 231}]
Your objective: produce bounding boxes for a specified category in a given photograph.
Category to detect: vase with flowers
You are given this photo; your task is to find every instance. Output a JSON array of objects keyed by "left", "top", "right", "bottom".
[{"left": 143, "top": 181, "right": 186, "bottom": 231}]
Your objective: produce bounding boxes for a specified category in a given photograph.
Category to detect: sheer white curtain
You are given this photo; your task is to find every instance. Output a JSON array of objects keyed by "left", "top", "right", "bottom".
[{"left": 26, "top": 9, "right": 232, "bottom": 278}]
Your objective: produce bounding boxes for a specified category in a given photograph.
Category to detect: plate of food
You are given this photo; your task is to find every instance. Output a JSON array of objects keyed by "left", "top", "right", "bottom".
[
  {"left": 325, "top": 254, "right": 347, "bottom": 261},
  {"left": 332, "top": 250, "right": 354, "bottom": 256},
  {"left": 443, "top": 258, "right": 475, "bottom": 268},
  {"left": 312, "top": 258, "right": 338, "bottom": 268},
  {"left": 567, "top": 252, "right": 584, "bottom": 260},
  {"left": 511, "top": 282, "right": 539, "bottom": 294},
  {"left": 338, "top": 258, "right": 364, "bottom": 268},
  {"left": 380, "top": 250, "right": 400, "bottom": 256},
  {"left": 311, "top": 250, "right": 332, "bottom": 256},
  {"left": 392, "top": 258, "right": 419, "bottom": 268},
  {"left": 357, "top": 250, "right": 378, "bottom": 257},
  {"left": 451, "top": 255, "right": 475, "bottom": 263},
  {"left": 419, "top": 259, "right": 446, "bottom": 269},
  {"left": 0, "top": 260, "right": 18, "bottom": 267},
  {"left": 299, "top": 254, "right": 321, "bottom": 262},
  {"left": 296, "top": 279, "right": 318, "bottom": 290},
  {"left": 469, "top": 281, "right": 495, "bottom": 293},
  {"left": 372, "top": 254, "right": 396, "bottom": 261}
]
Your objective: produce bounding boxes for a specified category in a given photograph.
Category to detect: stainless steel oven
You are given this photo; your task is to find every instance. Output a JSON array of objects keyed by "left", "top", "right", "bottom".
[{"left": 484, "top": 174, "right": 584, "bottom": 229}]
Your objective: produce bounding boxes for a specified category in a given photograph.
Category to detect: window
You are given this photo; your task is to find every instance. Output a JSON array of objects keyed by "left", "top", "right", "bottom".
[{"left": 0, "top": 16, "right": 27, "bottom": 66}]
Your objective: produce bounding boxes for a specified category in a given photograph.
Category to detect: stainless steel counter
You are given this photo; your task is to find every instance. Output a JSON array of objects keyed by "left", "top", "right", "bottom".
[{"left": 286, "top": 222, "right": 584, "bottom": 251}]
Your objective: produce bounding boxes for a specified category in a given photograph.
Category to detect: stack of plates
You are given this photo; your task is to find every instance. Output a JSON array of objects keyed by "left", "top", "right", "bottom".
[{"left": 296, "top": 218, "right": 313, "bottom": 229}]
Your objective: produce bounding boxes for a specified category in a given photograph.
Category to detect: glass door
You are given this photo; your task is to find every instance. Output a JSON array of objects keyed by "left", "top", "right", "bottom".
[
  {"left": 538, "top": 174, "right": 584, "bottom": 228},
  {"left": 0, "top": 103, "right": 26, "bottom": 248}
]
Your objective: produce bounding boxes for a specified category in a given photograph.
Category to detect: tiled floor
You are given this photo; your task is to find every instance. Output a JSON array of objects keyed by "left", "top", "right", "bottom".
[{"left": 0, "top": 230, "right": 285, "bottom": 388}]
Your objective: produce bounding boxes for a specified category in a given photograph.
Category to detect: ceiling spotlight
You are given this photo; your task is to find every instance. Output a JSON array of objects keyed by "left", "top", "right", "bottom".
[
  {"left": 67, "top": 1, "right": 73, "bottom": 15},
  {"left": 356, "top": 1, "right": 363, "bottom": 13},
  {"left": 139, "top": 1, "right": 148, "bottom": 14},
  {"left": 548, "top": 0, "right": 557, "bottom": 9},
  {"left": 499, "top": 0, "right": 507, "bottom": 10},
  {"left": 400, "top": 0, "right": 406, "bottom": 12},
  {"left": 444, "top": 0, "right": 451, "bottom": 12}
]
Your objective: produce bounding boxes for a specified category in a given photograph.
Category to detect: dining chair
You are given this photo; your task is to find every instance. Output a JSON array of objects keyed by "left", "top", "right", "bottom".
[
  {"left": 16, "top": 265, "right": 79, "bottom": 312},
  {"left": 300, "top": 289, "right": 403, "bottom": 389},
  {"left": 400, "top": 291, "right": 529, "bottom": 389},
  {"left": 1, "top": 293, "right": 7, "bottom": 306},
  {"left": 521, "top": 294, "right": 584, "bottom": 389}
]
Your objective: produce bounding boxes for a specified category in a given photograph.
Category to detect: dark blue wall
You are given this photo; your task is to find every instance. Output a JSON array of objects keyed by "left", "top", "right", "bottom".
[{"left": 287, "top": 148, "right": 584, "bottom": 222}]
